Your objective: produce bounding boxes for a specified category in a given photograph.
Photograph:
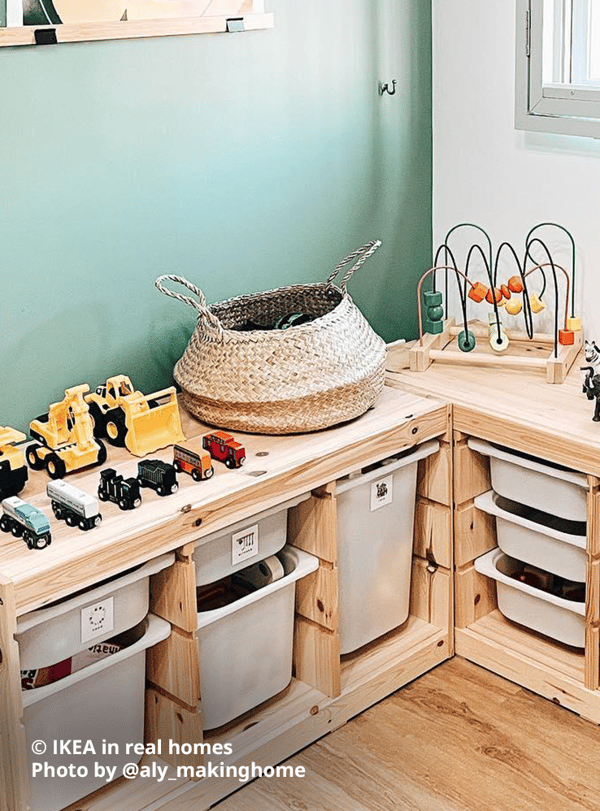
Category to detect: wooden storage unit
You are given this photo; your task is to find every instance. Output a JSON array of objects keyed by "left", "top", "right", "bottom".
[
  {"left": 387, "top": 346, "right": 600, "bottom": 725},
  {"left": 0, "top": 385, "right": 451, "bottom": 811}
]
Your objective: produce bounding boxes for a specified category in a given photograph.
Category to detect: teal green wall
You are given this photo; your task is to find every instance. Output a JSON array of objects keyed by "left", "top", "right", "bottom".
[{"left": 0, "top": 0, "right": 431, "bottom": 433}]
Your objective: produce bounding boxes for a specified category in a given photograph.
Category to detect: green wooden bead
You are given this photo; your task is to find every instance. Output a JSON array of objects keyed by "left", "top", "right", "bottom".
[
  {"left": 423, "top": 290, "right": 443, "bottom": 307},
  {"left": 457, "top": 329, "right": 476, "bottom": 352},
  {"left": 427, "top": 305, "right": 444, "bottom": 322},
  {"left": 424, "top": 319, "right": 444, "bottom": 335}
]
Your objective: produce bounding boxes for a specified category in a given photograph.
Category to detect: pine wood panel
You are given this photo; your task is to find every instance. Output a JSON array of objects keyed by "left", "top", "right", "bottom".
[
  {"left": 454, "top": 500, "right": 497, "bottom": 568},
  {"left": 417, "top": 441, "right": 452, "bottom": 506},
  {"left": 413, "top": 498, "right": 452, "bottom": 569}
]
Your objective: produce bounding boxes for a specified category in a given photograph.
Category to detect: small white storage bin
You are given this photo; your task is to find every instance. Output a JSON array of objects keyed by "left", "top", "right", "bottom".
[
  {"left": 194, "top": 494, "right": 309, "bottom": 586},
  {"left": 23, "top": 614, "right": 171, "bottom": 811},
  {"left": 474, "top": 490, "right": 587, "bottom": 582},
  {"left": 467, "top": 438, "right": 588, "bottom": 522},
  {"left": 17, "top": 554, "right": 174, "bottom": 670},
  {"left": 197, "top": 545, "right": 318, "bottom": 730},
  {"left": 336, "top": 439, "right": 440, "bottom": 655},
  {"left": 474, "top": 549, "right": 585, "bottom": 647}
]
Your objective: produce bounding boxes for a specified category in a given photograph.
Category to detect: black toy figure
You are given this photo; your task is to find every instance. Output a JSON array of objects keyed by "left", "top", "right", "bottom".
[{"left": 581, "top": 366, "right": 600, "bottom": 422}]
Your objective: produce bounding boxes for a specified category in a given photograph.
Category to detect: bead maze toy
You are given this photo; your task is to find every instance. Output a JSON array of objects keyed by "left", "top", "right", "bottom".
[{"left": 409, "top": 223, "right": 583, "bottom": 383}]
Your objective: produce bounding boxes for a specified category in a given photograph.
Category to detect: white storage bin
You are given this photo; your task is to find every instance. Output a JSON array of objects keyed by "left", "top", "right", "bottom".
[
  {"left": 23, "top": 614, "right": 171, "bottom": 811},
  {"left": 467, "top": 438, "right": 588, "bottom": 522},
  {"left": 474, "top": 549, "right": 585, "bottom": 647},
  {"left": 475, "top": 491, "right": 587, "bottom": 582},
  {"left": 17, "top": 554, "right": 174, "bottom": 669},
  {"left": 337, "top": 439, "right": 440, "bottom": 655},
  {"left": 197, "top": 545, "right": 318, "bottom": 730},
  {"left": 194, "top": 494, "right": 309, "bottom": 586}
]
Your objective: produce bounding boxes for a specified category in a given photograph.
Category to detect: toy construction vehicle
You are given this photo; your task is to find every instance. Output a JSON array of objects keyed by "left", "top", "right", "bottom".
[
  {"left": 0, "top": 426, "right": 28, "bottom": 500},
  {"left": 85, "top": 375, "right": 185, "bottom": 457},
  {"left": 27, "top": 385, "right": 107, "bottom": 479}
]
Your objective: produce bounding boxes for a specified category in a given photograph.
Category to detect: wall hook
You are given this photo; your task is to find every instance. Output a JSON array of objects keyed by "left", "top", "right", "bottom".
[{"left": 378, "top": 80, "right": 397, "bottom": 96}]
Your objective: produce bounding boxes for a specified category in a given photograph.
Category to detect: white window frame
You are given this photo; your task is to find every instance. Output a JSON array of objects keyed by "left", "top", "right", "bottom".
[{"left": 516, "top": 0, "right": 600, "bottom": 138}]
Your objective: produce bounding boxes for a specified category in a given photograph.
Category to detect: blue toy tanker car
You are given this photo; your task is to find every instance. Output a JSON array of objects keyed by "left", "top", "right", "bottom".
[{"left": 0, "top": 496, "right": 52, "bottom": 550}]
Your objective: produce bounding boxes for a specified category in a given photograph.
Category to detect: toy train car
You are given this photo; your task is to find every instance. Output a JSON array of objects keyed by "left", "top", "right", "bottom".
[
  {"left": 98, "top": 468, "right": 141, "bottom": 511},
  {"left": 46, "top": 480, "right": 102, "bottom": 531},
  {"left": 137, "top": 459, "right": 178, "bottom": 496},
  {"left": 202, "top": 431, "right": 246, "bottom": 469},
  {"left": 0, "top": 496, "right": 51, "bottom": 550}
]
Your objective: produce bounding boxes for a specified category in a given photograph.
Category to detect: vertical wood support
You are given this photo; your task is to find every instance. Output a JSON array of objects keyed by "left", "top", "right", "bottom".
[
  {"left": 288, "top": 485, "right": 341, "bottom": 698},
  {"left": 585, "top": 481, "right": 600, "bottom": 690},
  {"left": 0, "top": 575, "right": 29, "bottom": 811},
  {"left": 148, "top": 544, "right": 204, "bottom": 771}
]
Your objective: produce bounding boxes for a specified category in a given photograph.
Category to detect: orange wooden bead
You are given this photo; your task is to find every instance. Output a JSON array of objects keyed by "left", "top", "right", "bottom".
[
  {"left": 507, "top": 276, "right": 524, "bottom": 294},
  {"left": 468, "top": 281, "right": 488, "bottom": 303},
  {"left": 500, "top": 284, "right": 511, "bottom": 300},
  {"left": 559, "top": 329, "right": 575, "bottom": 346},
  {"left": 485, "top": 287, "right": 503, "bottom": 305}
]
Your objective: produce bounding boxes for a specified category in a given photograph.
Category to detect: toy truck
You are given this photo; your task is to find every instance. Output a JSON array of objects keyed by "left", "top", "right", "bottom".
[
  {"left": 0, "top": 426, "right": 28, "bottom": 500},
  {"left": 85, "top": 375, "right": 185, "bottom": 457},
  {"left": 46, "top": 480, "right": 102, "bottom": 531},
  {"left": 202, "top": 431, "right": 246, "bottom": 469},
  {"left": 137, "top": 460, "right": 178, "bottom": 496},
  {"left": 0, "top": 496, "right": 51, "bottom": 550},
  {"left": 98, "top": 468, "right": 141, "bottom": 511},
  {"left": 27, "top": 385, "right": 107, "bottom": 479},
  {"left": 173, "top": 443, "right": 214, "bottom": 481}
]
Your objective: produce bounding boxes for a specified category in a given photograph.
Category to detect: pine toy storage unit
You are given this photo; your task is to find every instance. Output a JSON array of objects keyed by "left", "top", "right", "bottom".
[
  {"left": 388, "top": 348, "right": 600, "bottom": 723},
  {"left": 0, "top": 385, "right": 453, "bottom": 811}
]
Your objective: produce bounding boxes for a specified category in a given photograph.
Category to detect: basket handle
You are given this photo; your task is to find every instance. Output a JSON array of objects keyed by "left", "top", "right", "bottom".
[
  {"left": 155, "top": 275, "right": 222, "bottom": 334},
  {"left": 325, "top": 240, "right": 381, "bottom": 293}
]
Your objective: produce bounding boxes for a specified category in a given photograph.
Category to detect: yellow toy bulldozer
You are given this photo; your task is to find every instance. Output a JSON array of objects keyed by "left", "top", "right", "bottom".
[
  {"left": 85, "top": 375, "right": 184, "bottom": 457},
  {"left": 0, "top": 426, "right": 28, "bottom": 498},
  {"left": 27, "top": 385, "right": 107, "bottom": 479}
]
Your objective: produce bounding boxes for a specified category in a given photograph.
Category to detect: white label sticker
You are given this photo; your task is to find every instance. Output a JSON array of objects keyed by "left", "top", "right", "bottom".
[
  {"left": 370, "top": 475, "right": 393, "bottom": 511},
  {"left": 232, "top": 524, "right": 259, "bottom": 565},
  {"left": 80, "top": 597, "right": 114, "bottom": 644}
]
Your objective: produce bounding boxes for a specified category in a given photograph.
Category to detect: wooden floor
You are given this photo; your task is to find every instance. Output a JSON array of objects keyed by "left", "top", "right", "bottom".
[{"left": 213, "top": 658, "right": 600, "bottom": 811}]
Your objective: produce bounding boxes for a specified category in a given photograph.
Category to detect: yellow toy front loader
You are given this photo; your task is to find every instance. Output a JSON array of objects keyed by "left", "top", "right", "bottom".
[
  {"left": 85, "top": 375, "right": 185, "bottom": 457},
  {"left": 27, "top": 385, "right": 107, "bottom": 479}
]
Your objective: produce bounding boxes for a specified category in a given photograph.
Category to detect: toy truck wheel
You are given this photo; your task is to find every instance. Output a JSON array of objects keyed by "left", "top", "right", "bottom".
[
  {"left": 88, "top": 403, "right": 106, "bottom": 438},
  {"left": 118, "top": 499, "right": 128, "bottom": 510},
  {"left": 105, "top": 413, "right": 127, "bottom": 447},
  {"left": 156, "top": 485, "right": 164, "bottom": 496},
  {"left": 53, "top": 505, "right": 63, "bottom": 520},
  {"left": 225, "top": 458, "right": 235, "bottom": 469},
  {"left": 65, "top": 514, "right": 77, "bottom": 527},
  {"left": 173, "top": 460, "right": 181, "bottom": 472},
  {"left": 133, "top": 497, "right": 141, "bottom": 508},
  {"left": 95, "top": 439, "right": 107, "bottom": 467},
  {"left": 94, "top": 515, "right": 102, "bottom": 527},
  {"left": 26, "top": 444, "right": 44, "bottom": 471},
  {"left": 45, "top": 454, "right": 66, "bottom": 480},
  {"left": 11, "top": 523, "right": 23, "bottom": 537},
  {"left": 205, "top": 466, "right": 214, "bottom": 479},
  {"left": 30, "top": 533, "right": 50, "bottom": 550},
  {"left": 238, "top": 456, "right": 246, "bottom": 467},
  {"left": 0, "top": 516, "right": 9, "bottom": 532},
  {"left": 191, "top": 469, "right": 201, "bottom": 481},
  {"left": 98, "top": 489, "right": 108, "bottom": 502},
  {"left": 170, "top": 483, "right": 178, "bottom": 494}
]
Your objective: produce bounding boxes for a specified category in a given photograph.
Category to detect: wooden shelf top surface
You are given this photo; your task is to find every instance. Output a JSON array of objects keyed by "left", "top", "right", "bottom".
[
  {"left": 0, "top": 385, "right": 448, "bottom": 615},
  {"left": 386, "top": 342, "right": 600, "bottom": 476}
]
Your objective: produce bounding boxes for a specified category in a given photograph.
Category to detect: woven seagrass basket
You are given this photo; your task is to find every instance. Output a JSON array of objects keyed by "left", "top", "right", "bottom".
[{"left": 155, "top": 240, "right": 386, "bottom": 434}]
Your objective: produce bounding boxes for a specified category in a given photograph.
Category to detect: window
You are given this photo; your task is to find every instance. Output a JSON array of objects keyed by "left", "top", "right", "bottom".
[{"left": 516, "top": 0, "right": 600, "bottom": 137}]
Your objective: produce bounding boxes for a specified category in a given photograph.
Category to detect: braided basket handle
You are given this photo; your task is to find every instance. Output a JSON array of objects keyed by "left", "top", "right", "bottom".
[
  {"left": 325, "top": 240, "right": 381, "bottom": 293},
  {"left": 155, "top": 275, "right": 222, "bottom": 334}
]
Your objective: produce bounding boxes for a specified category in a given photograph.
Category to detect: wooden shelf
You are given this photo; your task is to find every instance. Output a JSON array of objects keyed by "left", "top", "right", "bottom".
[{"left": 0, "top": 13, "right": 274, "bottom": 48}]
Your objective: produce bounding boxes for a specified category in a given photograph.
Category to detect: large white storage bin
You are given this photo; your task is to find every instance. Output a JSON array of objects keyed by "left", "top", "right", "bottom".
[
  {"left": 23, "top": 614, "right": 171, "bottom": 811},
  {"left": 336, "top": 440, "right": 440, "bottom": 655},
  {"left": 17, "top": 554, "right": 174, "bottom": 669},
  {"left": 194, "top": 494, "right": 309, "bottom": 586},
  {"left": 197, "top": 545, "right": 318, "bottom": 730},
  {"left": 475, "top": 491, "right": 587, "bottom": 582},
  {"left": 474, "top": 549, "right": 585, "bottom": 647},
  {"left": 467, "top": 438, "right": 588, "bottom": 522}
]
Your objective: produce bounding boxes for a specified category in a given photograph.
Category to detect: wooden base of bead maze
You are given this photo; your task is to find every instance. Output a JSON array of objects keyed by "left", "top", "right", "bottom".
[{"left": 409, "top": 318, "right": 583, "bottom": 384}]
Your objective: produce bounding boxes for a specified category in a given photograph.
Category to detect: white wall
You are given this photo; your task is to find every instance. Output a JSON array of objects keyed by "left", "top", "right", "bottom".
[{"left": 433, "top": 0, "right": 600, "bottom": 339}]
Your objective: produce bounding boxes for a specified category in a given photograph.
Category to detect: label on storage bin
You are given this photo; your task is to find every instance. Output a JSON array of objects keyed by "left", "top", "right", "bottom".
[
  {"left": 370, "top": 475, "right": 393, "bottom": 511},
  {"left": 232, "top": 524, "right": 259, "bottom": 565},
  {"left": 80, "top": 597, "right": 115, "bottom": 644}
]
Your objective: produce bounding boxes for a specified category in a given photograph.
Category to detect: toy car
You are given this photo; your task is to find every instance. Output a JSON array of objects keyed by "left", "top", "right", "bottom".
[
  {"left": 137, "top": 460, "right": 178, "bottom": 496},
  {"left": 98, "top": 468, "right": 141, "bottom": 510},
  {"left": 173, "top": 443, "right": 214, "bottom": 481},
  {"left": 46, "top": 480, "right": 102, "bottom": 531},
  {"left": 0, "top": 496, "right": 51, "bottom": 550},
  {"left": 202, "top": 431, "right": 246, "bottom": 469}
]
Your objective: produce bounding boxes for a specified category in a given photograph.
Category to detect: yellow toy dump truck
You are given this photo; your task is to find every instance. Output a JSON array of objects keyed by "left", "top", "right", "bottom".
[
  {"left": 0, "top": 426, "right": 28, "bottom": 499},
  {"left": 27, "top": 385, "right": 107, "bottom": 479},
  {"left": 85, "top": 375, "right": 184, "bottom": 457}
]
